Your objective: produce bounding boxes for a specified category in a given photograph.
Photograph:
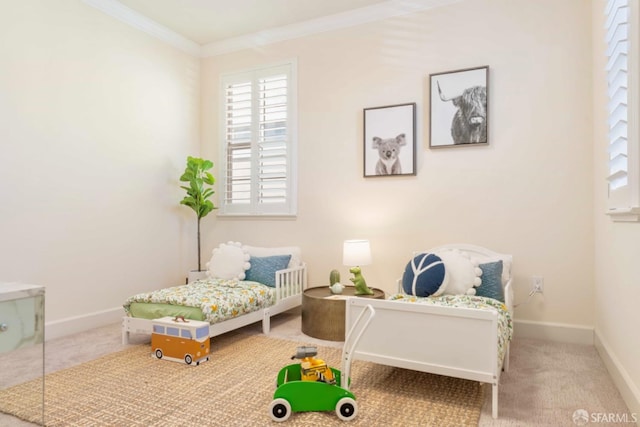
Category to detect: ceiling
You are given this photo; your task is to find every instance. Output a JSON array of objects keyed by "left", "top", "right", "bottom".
[
  {"left": 116, "top": 0, "right": 389, "bottom": 45},
  {"left": 87, "top": 0, "right": 460, "bottom": 56}
]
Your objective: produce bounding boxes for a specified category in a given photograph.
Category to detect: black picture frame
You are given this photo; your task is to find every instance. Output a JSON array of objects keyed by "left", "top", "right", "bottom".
[
  {"left": 363, "top": 103, "right": 416, "bottom": 177},
  {"left": 429, "top": 66, "right": 489, "bottom": 148}
]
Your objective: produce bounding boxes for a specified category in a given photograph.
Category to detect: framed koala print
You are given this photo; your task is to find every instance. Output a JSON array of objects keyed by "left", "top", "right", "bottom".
[{"left": 363, "top": 103, "right": 416, "bottom": 177}]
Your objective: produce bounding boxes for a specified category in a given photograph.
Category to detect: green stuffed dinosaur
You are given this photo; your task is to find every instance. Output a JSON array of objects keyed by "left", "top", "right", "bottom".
[{"left": 349, "top": 267, "right": 373, "bottom": 295}]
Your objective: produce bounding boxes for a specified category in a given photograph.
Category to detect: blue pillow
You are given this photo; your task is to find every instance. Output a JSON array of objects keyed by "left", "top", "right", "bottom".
[
  {"left": 475, "top": 260, "right": 505, "bottom": 302},
  {"left": 402, "top": 253, "right": 447, "bottom": 297},
  {"left": 245, "top": 255, "right": 292, "bottom": 287}
]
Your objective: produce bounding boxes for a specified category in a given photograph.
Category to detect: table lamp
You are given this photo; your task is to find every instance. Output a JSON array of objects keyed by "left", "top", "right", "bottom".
[{"left": 343, "top": 239, "right": 374, "bottom": 295}]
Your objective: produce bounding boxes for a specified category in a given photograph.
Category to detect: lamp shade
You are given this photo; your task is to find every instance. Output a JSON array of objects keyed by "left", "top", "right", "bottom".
[{"left": 343, "top": 240, "right": 372, "bottom": 266}]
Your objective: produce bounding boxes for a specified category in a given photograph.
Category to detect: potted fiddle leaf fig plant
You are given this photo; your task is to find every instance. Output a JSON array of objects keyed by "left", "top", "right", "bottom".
[{"left": 180, "top": 156, "right": 216, "bottom": 280}]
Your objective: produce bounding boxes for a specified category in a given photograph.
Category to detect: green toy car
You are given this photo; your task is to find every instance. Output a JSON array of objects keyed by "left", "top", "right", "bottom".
[
  {"left": 269, "top": 305, "right": 376, "bottom": 423},
  {"left": 269, "top": 359, "right": 357, "bottom": 422}
]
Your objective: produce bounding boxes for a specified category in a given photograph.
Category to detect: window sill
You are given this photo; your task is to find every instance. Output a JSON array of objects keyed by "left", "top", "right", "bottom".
[
  {"left": 216, "top": 213, "right": 297, "bottom": 220},
  {"left": 606, "top": 207, "right": 640, "bottom": 222}
]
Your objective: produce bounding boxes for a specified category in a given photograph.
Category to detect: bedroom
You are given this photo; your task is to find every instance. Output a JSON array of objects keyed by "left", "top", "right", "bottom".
[{"left": 0, "top": 0, "right": 638, "bottom": 424}]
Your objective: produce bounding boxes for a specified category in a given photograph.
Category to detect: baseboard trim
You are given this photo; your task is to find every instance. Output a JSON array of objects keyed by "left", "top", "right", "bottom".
[
  {"left": 595, "top": 330, "right": 640, "bottom": 424},
  {"left": 47, "top": 310, "right": 596, "bottom": 344},
  {"left": 45, "top": 307, "right": 123, "bottom": 341},
  {"left": 513, "top": 319, "right": 594, "bottom": 345}
]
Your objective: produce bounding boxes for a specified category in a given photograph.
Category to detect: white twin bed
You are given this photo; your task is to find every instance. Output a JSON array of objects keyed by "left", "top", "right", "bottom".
[
  {"left": 344, "top": 244, "right": 513, "bottom": 419},
  {"left": 121, "top": 244, "right": 306, "bottom": 345}
]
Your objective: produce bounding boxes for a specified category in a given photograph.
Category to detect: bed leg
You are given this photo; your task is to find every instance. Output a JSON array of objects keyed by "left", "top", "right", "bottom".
[
  {"left": 503, "top": 344, "right": 510, "bottom": 372},
  {"left": 262, "top": 309, "right": 271, "bottom": 334},
  {"left": 492, "top": 383, "right": 499, "bottom": 419},
  {"left": 122, "top": 319, "right": 130, "bottom": 345}
]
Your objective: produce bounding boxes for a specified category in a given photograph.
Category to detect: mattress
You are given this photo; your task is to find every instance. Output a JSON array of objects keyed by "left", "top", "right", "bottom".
[
  {"left": 123, "top": 278, "right": 276, "bottom": 324},
  {"left": 388, "top": 294, "right": 513, "bottom": 367}
]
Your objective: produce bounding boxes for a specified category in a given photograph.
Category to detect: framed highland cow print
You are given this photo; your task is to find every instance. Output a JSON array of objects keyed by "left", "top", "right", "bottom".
[
  {"left": 429, "top": 66, "right": 489, "bottom": 148},
  {"left": 363, "top": 103, "right": 416, "bottom": 177}
]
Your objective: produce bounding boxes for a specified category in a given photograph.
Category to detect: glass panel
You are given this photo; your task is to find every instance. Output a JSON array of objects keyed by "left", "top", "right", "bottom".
[
  {"left": 195, "top": 326, "right": 209, "bottom": 339},
  {"left": 0, "top": 286, "right": 45, "bottom": 426}
]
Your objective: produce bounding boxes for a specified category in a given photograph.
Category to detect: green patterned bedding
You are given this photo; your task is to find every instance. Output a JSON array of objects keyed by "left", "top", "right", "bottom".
[
  {"left": 388, "top": 294, "right": 513, "bottom": 367},
  {"left": 123, "top": 278, "right": 276, "bottom": 324}
]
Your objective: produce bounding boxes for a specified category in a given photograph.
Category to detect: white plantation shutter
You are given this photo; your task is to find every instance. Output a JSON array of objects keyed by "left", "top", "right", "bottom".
[
  {"left": 605, "top": 0, "right": 640, "bottom": 220},
  {"left": 606, "top": 0, "right": 630, "bottom": 192},
  {"left": 220, "top": 62, "right": 297, "bottom": 216},
  {"left": 258, "top": 74, "right": 288, "bottom": 205},
  {"left": 225, "top": 81, "right": 252, "bottom": 205}
]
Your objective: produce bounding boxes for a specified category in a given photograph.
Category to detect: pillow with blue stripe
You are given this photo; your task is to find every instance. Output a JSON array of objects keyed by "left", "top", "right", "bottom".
[
  {"left": 245, "top": 254, "right": 292, "bottom": 287},
  {"left": 402, "top": 253, "right": 448, "bottom": 297}
]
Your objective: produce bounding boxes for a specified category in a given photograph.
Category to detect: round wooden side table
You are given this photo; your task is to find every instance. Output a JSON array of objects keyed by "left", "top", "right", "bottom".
[{"left": 301, "top": 286, "right": 385, "bottom": 341}]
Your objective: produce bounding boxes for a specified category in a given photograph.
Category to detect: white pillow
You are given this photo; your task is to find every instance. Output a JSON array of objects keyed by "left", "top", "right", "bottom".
[
  {"left": 242, "top": 245, "right": 301, "bottom": 269},
  {"left": 206, "top": 241, "right": 251, "bottom": 280},
  {"left": 436, "top": 249, "right": 483, "bottom": 296}
]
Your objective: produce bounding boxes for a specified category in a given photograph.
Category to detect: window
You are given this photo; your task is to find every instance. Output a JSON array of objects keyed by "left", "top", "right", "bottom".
[
  {"left": 219, "top": 61, "right": 297, "bottom": 216},
  {"left": 605, "top": 0, "right": 640, "bottom": 221}
]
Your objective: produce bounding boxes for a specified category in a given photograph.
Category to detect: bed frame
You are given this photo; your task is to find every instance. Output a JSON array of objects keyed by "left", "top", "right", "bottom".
[
  {"left": 122, "top": 264, "right": 307, "bottom": 345},
  {"left": 344, "top": 244, "right": 512, "bottom": 419}
]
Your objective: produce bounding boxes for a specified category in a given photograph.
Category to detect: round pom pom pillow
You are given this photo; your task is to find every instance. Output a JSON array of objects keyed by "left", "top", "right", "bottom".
[
  {"left": 402, "top": 253, "right": 448, "bottom": 297},
  {"left": 206, "top": 241, "right": 251, "bottom": 280},
  {"left": 437, "top": 249, "right": 483, "bottom": 295}
]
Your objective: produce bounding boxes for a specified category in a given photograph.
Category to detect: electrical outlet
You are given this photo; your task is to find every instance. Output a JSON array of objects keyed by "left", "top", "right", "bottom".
[{"left": 531, "top": 276, "right": 544, "bottom": 294}]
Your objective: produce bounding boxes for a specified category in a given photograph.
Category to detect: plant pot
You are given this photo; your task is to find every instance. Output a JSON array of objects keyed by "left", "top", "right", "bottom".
[{"left": 188, "top": 270, "right": 208, "bottom": 284}]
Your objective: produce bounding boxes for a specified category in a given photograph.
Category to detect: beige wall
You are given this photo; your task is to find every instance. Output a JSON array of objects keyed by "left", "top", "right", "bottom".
[
  {"left": 202, "top": 0, "right": 595, "bottom": 326},
  {"left": 0, "top": 0, "right": 200, "bottom": 321},
  {"left": 592, "top": 0, "right": 640, "bottom": 415}
]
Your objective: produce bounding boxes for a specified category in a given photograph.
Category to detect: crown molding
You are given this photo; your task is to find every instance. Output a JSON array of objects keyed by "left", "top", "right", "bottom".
[
  {"left": 84, "top": 0, "right": 461, "bottom": 58},
  {"left": 82, "top": 0, "right": 202, "bottom": 57},
  {"left": 202, "top": 0, "right": 461, "bottom": 57}
]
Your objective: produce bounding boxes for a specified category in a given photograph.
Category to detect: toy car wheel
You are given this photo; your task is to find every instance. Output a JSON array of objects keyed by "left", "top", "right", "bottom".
[
  {"left": 269, "top": 398, "right": 291, "bottom": 422},
  {"left": 335, "top": 397, "right": 357, "bottom": 421},
  {"left": 184, "top": 354, "right": 193, "bottom": 365},
  {"left": 155, "top": 349, "right": 163, "bottom": 359}
]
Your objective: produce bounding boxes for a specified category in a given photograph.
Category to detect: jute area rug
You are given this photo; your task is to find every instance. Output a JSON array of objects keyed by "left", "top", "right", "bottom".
[{"left": 0, "top": 332, "right": 484, "bottom": 426}]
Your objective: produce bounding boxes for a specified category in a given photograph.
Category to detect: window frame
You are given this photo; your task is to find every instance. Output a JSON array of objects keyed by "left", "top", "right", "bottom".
[
  {"left": 605, "top": 0, "right": 640, "bottom": 221},
  {"left": 218, "top": 60, "right": 298, "bottom": 217}
]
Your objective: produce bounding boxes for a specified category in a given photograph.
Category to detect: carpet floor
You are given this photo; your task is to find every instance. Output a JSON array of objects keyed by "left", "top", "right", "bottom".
[
  {"left": 0, "top": 331, "right": 483, "bottom": 426},
  {"left": 0, "top": 308, "right": 634, "bottom": 426}
]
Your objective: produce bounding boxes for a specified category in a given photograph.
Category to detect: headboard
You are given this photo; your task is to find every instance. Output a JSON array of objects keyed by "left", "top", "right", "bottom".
[{"left": 428, "top": 243, "right": 512, "bottom": 283}]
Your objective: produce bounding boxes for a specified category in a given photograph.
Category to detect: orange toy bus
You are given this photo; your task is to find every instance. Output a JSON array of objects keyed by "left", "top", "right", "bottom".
[{"left": 151, "top": 316, "right": 210, "bottom": 365}]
